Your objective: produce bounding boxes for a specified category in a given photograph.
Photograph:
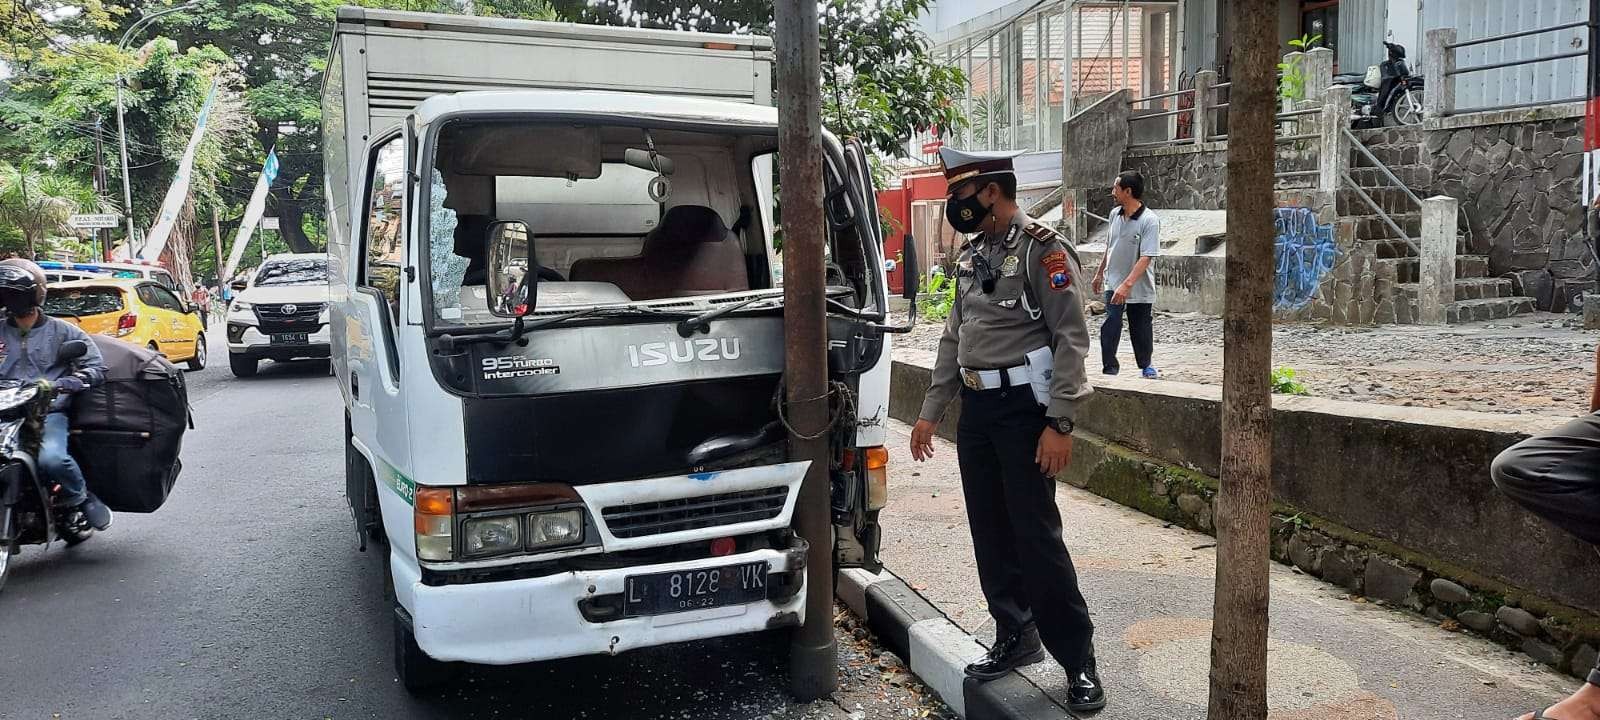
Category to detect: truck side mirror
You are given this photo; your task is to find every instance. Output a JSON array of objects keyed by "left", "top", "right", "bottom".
[
  {"left": 900, "top": 233, "right": 919, "bottom": 301},
  {"left": 487, "top": 220, "right": 537, "bottom": 317}
]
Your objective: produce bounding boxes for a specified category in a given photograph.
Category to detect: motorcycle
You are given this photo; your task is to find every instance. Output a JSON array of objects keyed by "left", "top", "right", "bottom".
[
  {"left": 1333, "top": 40, "right": 1424, "bottom": 128},
  {"left": 0, "top": 339, "right": 91, "bottom": 593}
]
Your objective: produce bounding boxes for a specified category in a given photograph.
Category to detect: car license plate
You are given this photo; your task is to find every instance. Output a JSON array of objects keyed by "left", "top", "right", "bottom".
[
  {"left": 270, "top": 332, "right": 308, "bottom": 344},
  {"left": 623, "top": 561, "right": 769, "bottom": 617}
]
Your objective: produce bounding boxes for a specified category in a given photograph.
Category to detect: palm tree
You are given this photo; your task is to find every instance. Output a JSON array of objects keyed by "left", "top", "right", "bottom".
[{"left": 0, "top": 161, "right": 96, "bottom": 259}]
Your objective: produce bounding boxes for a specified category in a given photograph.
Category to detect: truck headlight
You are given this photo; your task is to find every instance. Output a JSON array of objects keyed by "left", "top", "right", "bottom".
[
  {"left": 231, "top": 300, "right": 253, "bottom": 312},
  {"left": 527, "top": 509, "right": 583, "bottom": 549},
  {"left": 463, "top": 516, "right": 522, "bottom": 557}
]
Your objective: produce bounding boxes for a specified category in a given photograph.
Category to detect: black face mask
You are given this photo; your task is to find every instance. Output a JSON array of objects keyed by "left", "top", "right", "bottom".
[
  {"left": 945, "top": 191, "right": 991, "bottom": 234},
  {"left": 1, "top": 292, "right": 34, "bottom": 317}
]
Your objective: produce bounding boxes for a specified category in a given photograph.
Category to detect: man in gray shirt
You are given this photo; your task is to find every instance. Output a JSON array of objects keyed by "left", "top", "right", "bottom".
[{"left": 1092, "top": 171, "right": 1160, "bottom": 378}]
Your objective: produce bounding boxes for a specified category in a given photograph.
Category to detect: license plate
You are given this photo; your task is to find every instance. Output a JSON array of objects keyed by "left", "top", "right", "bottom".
[
  {"left": 623, "top": 561, "right": 769, "bottom": 617},
  {"left": 270, "top": 332, "right": 308, "bottom": 344}
]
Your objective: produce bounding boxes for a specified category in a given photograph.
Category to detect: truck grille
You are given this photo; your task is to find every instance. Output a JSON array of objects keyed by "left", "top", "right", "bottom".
[
  {"left": 601, "top": 487, "right": 788, "bottom": 539},
  {"left": 253, "top": 302, "right": 325, "bottom": 335}
]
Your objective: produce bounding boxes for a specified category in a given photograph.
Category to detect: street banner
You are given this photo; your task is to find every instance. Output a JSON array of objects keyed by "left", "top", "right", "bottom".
[
  {"left": 138, "top": 77, "right": 220, "bottom": 261},
  {"left": 221, "top": 147, "right": 280, "bottom": 283}
]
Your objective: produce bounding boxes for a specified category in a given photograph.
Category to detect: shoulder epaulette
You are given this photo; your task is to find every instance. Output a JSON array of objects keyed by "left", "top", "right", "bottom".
[{"left": 1022, "top": 221, "right": 1065, "bottom": 244}]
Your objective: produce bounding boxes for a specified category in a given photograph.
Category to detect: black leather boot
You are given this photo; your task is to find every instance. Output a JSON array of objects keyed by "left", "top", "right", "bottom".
[
  {"left": 1066, "top": 655, "right": 1107, "bottom": 712},
  {"left": 964, "top": 628, "right": 1046, "bottom": 681}
]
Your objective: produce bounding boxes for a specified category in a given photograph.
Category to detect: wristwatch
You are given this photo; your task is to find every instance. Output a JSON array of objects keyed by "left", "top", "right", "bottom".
[{"left": 1047, "top": 416, "right": 1074, "bottom": 435}]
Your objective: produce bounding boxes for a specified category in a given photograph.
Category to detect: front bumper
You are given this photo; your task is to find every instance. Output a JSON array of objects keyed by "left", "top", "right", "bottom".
[
  {"left": 398, "top": 538, "right": 808, "bottom": 665},
  {"left": 227, "top": 322, "right": 331, "bottom": 360}
]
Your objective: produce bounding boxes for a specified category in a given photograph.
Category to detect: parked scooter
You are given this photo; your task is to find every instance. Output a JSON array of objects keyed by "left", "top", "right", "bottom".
[
  {"left": 1332, "top": 41, "right": 1424, "bottom": 127},
  {"left": 0, "top": 340, "right": 90, "bottom": 592}
]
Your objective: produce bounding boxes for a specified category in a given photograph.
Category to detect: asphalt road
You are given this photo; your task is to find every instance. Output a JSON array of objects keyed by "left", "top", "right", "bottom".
[{"left": 0, "top": 337, "right": 949, "bottom": 720}]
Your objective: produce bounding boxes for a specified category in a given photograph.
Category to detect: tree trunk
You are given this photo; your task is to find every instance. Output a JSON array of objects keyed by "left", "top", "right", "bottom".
[
  {"left": 1207, "top": 0, "right": 1276, "bottom": 718},
  {"left": 275, "top": 200, "right": 314, "bottom": 253}
]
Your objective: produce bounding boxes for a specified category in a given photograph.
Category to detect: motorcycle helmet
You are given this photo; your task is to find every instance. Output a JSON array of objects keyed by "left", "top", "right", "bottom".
[{"left": 0, "top": 258, "right": 47, "bottom": 317}]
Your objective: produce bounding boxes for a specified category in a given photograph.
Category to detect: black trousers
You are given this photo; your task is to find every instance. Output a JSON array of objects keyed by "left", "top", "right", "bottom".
[
  {"left": 1491, "top": 412, "right": 1600, "bottom": 679},
  {"left": 956, "top": 385, "right": 1095, "bottom": 670},
  {"left": 1492, "top": 412, "right": 1600, "bottom": 547},
  {"left": 1100, "top": 292, "right": 1153, "bottom": 374}
]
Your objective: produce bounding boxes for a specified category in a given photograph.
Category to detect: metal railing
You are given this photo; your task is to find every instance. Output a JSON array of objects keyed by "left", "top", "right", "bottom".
[
  {"left": 1340, "top": 126, "right": 1422, "bottom": 257},
  {"left": 1430, "top": 22, "right": 1591, "bottom": 116}
]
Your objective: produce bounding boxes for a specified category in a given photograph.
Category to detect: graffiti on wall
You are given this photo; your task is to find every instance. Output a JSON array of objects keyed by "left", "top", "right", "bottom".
[{"left": 1274, "top": 207, "right": 1338, "bottom": 310}]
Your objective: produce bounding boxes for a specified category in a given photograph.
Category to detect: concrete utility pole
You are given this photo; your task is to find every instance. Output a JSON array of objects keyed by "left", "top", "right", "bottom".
[
  {"left": 1208, "top": 0, "right": 1275, "bottom": 718},
  {"left": 94, "top": 115, "right": 110, "bottom": 261},
  {"left": 773, "top": 0, "right": 837, "bottom": 702}
]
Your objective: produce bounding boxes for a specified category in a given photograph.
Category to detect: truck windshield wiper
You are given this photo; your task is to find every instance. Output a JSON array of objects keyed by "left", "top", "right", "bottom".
[
  {"left": 675, "top": 295, "right": 782, "bottom": 337},
  {"left": 437, "top": 305, "right": 676, "bottom": 349}
]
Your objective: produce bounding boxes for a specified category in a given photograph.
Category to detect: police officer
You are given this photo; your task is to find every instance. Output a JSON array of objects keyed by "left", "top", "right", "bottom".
[{"left": 909, "top": 148, "right": 1104, "bottom": 712}]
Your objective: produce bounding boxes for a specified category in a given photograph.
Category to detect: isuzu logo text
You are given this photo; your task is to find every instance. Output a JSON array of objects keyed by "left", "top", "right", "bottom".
[{"left": 626, "top": 338, "right": 743, "bottom": 368}]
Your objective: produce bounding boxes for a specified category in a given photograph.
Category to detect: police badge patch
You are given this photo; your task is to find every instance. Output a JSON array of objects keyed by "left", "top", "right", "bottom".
[
  {"left": 1000, "top": 255, "right": 1020, "bottom": 277},
  {"left": 1041, "top": 250, "right": 1071, "bottom": 291}
]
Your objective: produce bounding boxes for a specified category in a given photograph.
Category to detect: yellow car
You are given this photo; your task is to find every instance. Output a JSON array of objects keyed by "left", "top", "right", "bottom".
[{"left": 43, "top": 278, "right": 208, "bottom": 371}]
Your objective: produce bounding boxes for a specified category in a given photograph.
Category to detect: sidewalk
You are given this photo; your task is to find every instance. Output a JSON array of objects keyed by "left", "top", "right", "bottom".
[{"left": 877, "top": 418, "right": 1580, "bottom": 719}]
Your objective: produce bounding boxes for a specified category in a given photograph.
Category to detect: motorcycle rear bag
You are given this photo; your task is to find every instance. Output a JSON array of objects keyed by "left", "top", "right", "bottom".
[{"left": 68, "top": 337, "right": 191, "bottom": 513}]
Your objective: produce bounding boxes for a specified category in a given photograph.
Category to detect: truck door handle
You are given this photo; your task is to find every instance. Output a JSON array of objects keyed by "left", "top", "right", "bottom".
[{"left": 351, "top": 373, "right": 360, "bottom": 400}]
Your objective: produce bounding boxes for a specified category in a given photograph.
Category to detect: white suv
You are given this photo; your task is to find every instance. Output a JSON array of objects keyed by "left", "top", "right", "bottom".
[{"left": 225, "top": 253, "right": 331, "bottom": 377}]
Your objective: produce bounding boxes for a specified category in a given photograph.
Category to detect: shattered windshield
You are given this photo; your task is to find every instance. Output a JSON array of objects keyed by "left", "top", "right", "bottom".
[{"left": 256, "top": 259, "right": 328, "bottom": 287}]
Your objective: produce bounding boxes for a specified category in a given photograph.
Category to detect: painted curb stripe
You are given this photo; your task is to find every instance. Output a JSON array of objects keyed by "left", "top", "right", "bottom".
[
  {"left": 864, "top": 577, "right": 944, "bottom": 660},
  {"left": 909, "top": 619, "right": 988, "bottom": 719},
  {"left": 836, "top": 567, "right": 1069, "bottom": 720}
]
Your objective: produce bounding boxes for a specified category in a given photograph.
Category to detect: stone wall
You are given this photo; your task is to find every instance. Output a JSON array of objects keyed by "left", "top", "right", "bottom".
[
  {"left": 1349, "top": 106, "right": 1595, "bottom": 312},
  {"left": 1122, "top": 142, "right": 1229, "bottom": 210},
  {"left": 1427, "top": 108, "right": 1593, "bottom": 311}
]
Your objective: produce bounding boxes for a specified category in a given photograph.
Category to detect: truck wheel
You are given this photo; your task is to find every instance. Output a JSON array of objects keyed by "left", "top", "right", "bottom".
[
  {"left": 229, "top": 354, "right": 258, "bottom": 378},
  {"left": 393, "top": 612, "right": 459, "bottom": 693}
]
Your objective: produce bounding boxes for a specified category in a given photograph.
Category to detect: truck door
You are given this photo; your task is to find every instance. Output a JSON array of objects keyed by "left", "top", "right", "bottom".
[
  {"left": 829, "top": 138, "right": 886, "bottom": 572},
  {"left": 346, "top": 129, "right": 415, "bottom": 545}
]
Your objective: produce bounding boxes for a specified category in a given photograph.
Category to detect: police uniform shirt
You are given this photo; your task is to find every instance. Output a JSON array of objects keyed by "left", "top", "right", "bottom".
[{"left": 919, "top": 213, "right": 1092, "bottom": 423}]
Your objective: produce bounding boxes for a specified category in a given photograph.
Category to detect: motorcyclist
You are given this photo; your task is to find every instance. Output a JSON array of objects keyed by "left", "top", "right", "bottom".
[{"left": 0, "top": 259, "right": 111, "bottom": 537}]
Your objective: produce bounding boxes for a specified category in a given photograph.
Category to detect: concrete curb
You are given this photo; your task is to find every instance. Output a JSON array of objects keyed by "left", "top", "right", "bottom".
[{"left": 837, "top": 568, "right": 1073, "bottom": 720}]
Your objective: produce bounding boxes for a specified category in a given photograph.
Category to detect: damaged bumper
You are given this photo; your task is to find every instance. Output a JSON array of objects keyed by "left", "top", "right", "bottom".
[{"left": 400, "top": 532, "right": 808, "bottom": 665}]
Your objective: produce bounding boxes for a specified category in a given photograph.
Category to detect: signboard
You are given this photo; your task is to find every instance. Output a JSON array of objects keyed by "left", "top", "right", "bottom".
[
  {"left": 260, "top": 216, "right": 280, "bottom": 231},
  {"left": 68, "top": 214, "right": 120, "bottom": 229},
  {"left": 921, "top": 139, "right": 944, "bottom": 155}
]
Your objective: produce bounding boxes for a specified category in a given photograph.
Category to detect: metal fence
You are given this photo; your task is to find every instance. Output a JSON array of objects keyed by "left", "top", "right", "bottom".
[{"left": 1427, "top": 20, "right": 1591, "bottom": 116}]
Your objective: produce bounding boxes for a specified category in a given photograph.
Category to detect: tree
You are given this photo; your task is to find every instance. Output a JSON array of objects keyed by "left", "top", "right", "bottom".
[
  {"left": 1208, "top": 0, "right": 1276, "bottom": 718},
  {"left": 0, "top": 161, "right": 97, "bottom": 258},
  {"left": 546, "top": 0, "right": 966, "bottom": 159}
]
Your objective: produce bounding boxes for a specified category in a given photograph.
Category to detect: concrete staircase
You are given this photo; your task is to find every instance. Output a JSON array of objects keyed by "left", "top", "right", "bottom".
[{"left": 1342, "top": 128, "right": 1535, "bottom": 324}]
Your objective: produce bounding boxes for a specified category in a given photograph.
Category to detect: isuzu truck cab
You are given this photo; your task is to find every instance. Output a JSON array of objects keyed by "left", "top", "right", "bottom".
[{"left": 323, "top": 7, "right": 912, "bottom": 690}]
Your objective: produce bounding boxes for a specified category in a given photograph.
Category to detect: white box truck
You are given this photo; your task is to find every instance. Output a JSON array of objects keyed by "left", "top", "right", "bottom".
[{"left": 322, "top": 7, "right": 916, "bottom": 691}]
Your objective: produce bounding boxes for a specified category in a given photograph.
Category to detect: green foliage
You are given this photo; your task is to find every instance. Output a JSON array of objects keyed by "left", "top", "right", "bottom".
[
  {"left": 0, "top": 160, "right": 98, "bottom": 257},
  {"left": 919, "top": 267, "right": 955, "bottom": 321},
  {"left": 1276, "top": 34, "right": 1322, "bottom": 103},
  {"left": 1270, "top": 366, "right": 1309, "bottom": 396},
  {"left": 548, "top": 0, "right": 967, "bottom": 158}
]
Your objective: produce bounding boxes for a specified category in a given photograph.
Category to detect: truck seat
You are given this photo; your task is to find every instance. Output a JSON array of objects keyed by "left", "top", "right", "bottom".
[{"left": 568, "top": 205, "right": 750, "bottom": 301}]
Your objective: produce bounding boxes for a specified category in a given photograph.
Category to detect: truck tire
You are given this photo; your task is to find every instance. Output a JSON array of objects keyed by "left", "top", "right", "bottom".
[
  {"left": 393, "top": 612, "right": 460, "bottom": 693},
  {"left": 229, "top": 354, "right": 258, "bottom": 378}
]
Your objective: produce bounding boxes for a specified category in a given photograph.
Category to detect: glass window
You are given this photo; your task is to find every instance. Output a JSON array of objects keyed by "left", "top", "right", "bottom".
[
  {"left": 44, "top": 287, "right": 124, "bottom": 316},
  {"left": 256, "top": 259, "right": 329, "bottom": 287},
  {"left": 363, "top": 136, "right": 407, "bottom": 323},
  {"left": 151, "top": 286, "right": 185, "bottom": 311}
]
